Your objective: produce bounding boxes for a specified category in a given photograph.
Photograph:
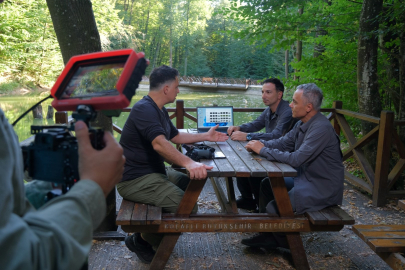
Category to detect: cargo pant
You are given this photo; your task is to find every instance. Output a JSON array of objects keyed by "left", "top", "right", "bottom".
[{"left": 116, "top": 168, "right": 198, "bottom": 249}]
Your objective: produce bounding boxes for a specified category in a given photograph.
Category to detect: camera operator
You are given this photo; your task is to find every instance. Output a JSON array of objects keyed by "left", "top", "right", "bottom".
[{"left": 0, "top": 108, "right": 125, "bottom": 270}]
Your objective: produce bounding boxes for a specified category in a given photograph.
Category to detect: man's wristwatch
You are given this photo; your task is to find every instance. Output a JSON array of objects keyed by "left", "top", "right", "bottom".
[{"left": 246, "top": 133, "right": 252, "bottom": 141}]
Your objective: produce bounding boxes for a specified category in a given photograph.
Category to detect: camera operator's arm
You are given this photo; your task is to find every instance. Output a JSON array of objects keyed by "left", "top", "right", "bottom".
[
  {"left": 0, "top": 114, "right": 125, "bottom": 270},
  {"left": 171, "top": 124, "right": 228, "bottom": 144},
  {"left": 152, "top": 135, "right": 212, "bottom": 180}
]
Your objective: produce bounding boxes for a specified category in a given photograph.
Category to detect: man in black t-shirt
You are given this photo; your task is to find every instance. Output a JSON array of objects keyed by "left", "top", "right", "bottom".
[{"left": 118, "top": 65, "right": 228, "bottom": 264}]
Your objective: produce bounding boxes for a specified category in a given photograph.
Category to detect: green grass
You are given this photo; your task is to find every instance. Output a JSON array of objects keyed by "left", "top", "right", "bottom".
[{"left": 0, "top": 81, "right": 20, "bottom": 93}]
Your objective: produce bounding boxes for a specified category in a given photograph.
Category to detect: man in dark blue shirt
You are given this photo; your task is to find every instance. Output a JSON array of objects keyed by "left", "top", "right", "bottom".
[
  {"left": 118, "top": 65, "right": 228, "bottom": 264},
  {"left": 227, "top": 78, "right": 295, "bottom": 211}
]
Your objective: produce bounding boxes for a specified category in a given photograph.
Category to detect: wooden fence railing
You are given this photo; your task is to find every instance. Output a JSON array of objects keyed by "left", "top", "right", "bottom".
[
  {"left": 55, "top": 100, "right": 405, "bottom": 207},
  {"left": 141, "top": 75, "right": 261, "bottom": 88}
]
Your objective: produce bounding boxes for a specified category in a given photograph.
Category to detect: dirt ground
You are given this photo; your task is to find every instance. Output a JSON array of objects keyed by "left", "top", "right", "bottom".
[{"left": 88, "top": 179, "right": 405, "bottom": 270}]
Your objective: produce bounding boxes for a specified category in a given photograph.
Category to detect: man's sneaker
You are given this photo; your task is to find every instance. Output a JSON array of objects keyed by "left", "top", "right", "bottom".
[
  {"left": 124, "top": 233, "right": 155, "bottom": 264},
  {"left": 241, "top": 233, "right": 280, "bottom": 249},
  {"left": 236, "top": 197, "right": 257, "bottom": 211}
]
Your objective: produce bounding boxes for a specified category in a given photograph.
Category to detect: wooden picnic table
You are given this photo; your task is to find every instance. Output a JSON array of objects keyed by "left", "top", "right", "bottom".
[{"left": 117, "top": 129, "right": 354, "bottom": 269}]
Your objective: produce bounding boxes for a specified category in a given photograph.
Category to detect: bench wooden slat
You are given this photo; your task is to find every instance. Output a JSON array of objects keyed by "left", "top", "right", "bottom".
[
  {"left": 305, "top": 211, "right": 328, "bottom": 225},
  {"left": 147, "top": 205, "right": 162, "bottom": 225},
  {"left": 360, "top": 231, "right": 405, "bottom": 239},
  {"left": 319, "top": 207, "right": 344, "bottom": 225},
  {"left": 305, "top": 206, "right": 354, "bottom": 226},
  {"left": 116, "top": 200, "right": 134, "bottom": 226},
  {"left": 369, "top": 239, "right": 405, "bottom": 253},
  {"left": 353, "top": 225, "right": 405, "bottom": 233},
  {"left": 131, "top": 203, "right": 148, "bottom": 225},
  {"left": 330, "top": 206, "right": 355, "bottom": 225}
]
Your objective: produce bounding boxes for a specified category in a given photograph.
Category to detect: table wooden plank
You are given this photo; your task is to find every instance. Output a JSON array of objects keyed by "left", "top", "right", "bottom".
[
  {"left": 131, "top": 203, "right": 147, "bottom": 225},
  {"left": 116, "top": 199, "right": 134, "bottom": 226},
  {"left": 227, "top": 139, "right": 267, "bottom": 177},
  {"left": 216, "top": 141, "right": 251, "bottom": 177},
  {"left": 272, "top": 162, "right": 297, "bottom": 177},
  {"left": 200, "top": 158, "right": 220, "bottom": 177},
  {"left": 204, "top": 141, "right": 236, "bottom": 177},
  {"left": 239, "top": 141, "right": 283, "bottom": 177}
]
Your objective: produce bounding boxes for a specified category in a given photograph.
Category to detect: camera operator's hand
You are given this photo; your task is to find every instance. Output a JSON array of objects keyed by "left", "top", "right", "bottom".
[
  {"left": 185, "top": 160, "right": 213, "bottom": 180},
  {"left": 75, "top": 121, "right": 125, "bottom": 197},
  {"left": 227, "top": 126, "right": 240, "bottom": 136}
]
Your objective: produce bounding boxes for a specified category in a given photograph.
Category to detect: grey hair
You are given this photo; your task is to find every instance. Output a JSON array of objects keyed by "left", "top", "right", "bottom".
[{"left": 296, "top": 83, "right": 323, "bottom": 111}]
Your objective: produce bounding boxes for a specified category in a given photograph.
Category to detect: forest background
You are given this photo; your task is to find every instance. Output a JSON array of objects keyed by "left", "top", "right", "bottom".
[{"left": 0, "top": 0, "right": 404, "bottom": 130}]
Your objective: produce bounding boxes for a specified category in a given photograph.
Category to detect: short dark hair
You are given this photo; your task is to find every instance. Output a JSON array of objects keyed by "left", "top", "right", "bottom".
[
  {"left": 149, "top": 65, "right": 179, "bottom": 90},
  {"left": 262, "top": 78, "right": 284, "bottom": 92}
]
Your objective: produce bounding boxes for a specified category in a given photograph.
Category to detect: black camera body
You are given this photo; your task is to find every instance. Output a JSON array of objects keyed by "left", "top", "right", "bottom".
[
  {"left": 22, "top": 124, "right": 104, "bottom": 192},
  {"left": 183, "top": 144, "right": 215, "bottom": 161}
]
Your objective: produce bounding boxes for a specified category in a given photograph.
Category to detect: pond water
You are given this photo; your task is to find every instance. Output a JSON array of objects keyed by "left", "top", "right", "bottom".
[{"left": 0, "top": 89, "right": 268, "bottom": 142}]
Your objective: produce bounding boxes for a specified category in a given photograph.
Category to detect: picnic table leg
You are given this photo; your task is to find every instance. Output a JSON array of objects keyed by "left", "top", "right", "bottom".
[
  {"left": 226, "top": 176, "right": 238, "bottom": 213},
  {"left": 149, "top": 178, "right": 207, "bottom": 269},
  {"left": 150, "top": 233, "right": 181, "bottom": 269},
  {"left": 270, "top": 176, "right": 310, "bottom": 270}
]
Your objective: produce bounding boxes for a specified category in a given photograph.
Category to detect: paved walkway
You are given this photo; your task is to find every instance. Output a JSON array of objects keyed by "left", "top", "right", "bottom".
[{"left": 88, "top": 179, "right": 405, "bottom": 269}]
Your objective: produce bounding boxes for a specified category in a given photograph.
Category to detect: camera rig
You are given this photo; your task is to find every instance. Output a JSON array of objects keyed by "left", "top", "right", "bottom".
[
  {"left": 182, "top": 143, "right": 216, "bottom": 161},
  {"left": 21, "top": 49, "right": 148, "bottom": 194}
]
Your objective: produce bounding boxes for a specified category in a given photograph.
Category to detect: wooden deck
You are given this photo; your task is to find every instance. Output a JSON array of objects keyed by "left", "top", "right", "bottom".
[{"left": 88, "top": 179, "right": 405, "bottom": 269}]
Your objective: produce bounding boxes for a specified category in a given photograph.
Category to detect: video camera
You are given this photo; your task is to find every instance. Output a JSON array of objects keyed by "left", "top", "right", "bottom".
[
  {"left": 182, "top": 143, "right": 216, "bottom": 161},
  {"left": 21, "top": 49, "right": 148, "bottom": 194}
]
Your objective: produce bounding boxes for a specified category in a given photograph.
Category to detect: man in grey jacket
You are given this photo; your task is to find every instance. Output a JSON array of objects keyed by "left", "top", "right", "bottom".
[
  {"left": 227, "top": 78, "right": 295, "bottom": 211},
  {"left": 241, "top": 83, "right": 344, "bottom": 249}
]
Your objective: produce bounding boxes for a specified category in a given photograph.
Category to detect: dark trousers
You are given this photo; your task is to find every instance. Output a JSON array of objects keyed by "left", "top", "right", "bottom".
[
  {"left": 236, "top": 177, "right": 263, "bottom": 204},
  {"left": 259, "top": 177, "right": 295, "bottom": 248}
]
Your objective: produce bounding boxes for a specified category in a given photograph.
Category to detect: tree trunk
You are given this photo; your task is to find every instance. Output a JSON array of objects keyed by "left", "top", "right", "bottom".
[
  {"left": 285, "top": 49, "right": 289, "bottom": 79},
  {"left": 46, "top": 0, "right": 116, "bottom": 232},
  {"left": 294, "top": 7, "right": 303, "bottom": 81},
  {"left": 46, "top": 0, "right": 101, "bottom": 65},
  {"left": 184, "top": 0, "right": 190, "bottom": 76},
  {"left": 398, "top": 23, "right": 405, "bottom": 141},
  {"left": 357, "top": 0, "right": 383, "bottom": 167}
]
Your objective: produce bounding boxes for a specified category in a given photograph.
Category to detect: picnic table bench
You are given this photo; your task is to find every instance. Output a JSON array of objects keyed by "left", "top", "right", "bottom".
[
  {"left": 353, "top": 225, "right": 405, "bottom": 270},
  {"left": 116, "top": 131, "right": 355, "bottom": 269}
]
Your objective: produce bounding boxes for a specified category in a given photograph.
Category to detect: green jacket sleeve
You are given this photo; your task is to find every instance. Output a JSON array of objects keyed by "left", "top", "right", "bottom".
[{"left": 0, "top": 109, "right": 106, "bottom": 270}]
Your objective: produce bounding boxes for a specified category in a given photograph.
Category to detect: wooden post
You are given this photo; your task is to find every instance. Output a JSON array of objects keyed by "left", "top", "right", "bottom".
[
  {"left": 46, "top": 105, "right": 54, "bottom": 119},
  {"left": 176, "top": 100, "right": 184, "bottom": 129},
  {"left": 55, "top": 111, "right": 68, "bottom": 124},
  {"left": 332, "top": 101, "right": 342, "bottom": 135},
  {"left": 373, "top": 111, "right": 394, "bottom": 206}
]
